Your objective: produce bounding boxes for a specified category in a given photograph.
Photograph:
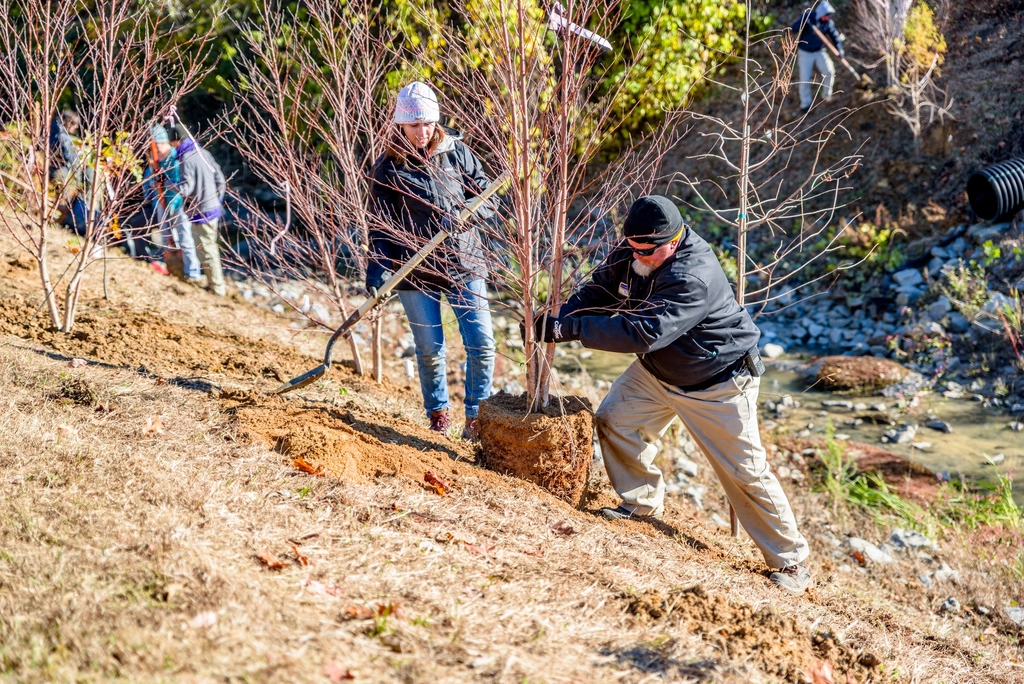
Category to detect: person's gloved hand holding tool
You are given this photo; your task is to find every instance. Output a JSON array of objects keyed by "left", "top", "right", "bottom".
[{"left": 367, "top": 269, "right": 394, "bottom": 299}]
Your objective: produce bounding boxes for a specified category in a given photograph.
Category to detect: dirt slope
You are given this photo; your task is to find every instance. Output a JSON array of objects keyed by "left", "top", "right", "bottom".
[{"left": 1, "top": 224, "right": 1022, "bottom": 682}]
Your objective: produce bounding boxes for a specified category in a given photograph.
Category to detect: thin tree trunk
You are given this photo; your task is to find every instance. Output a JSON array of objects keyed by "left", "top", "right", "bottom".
[
  {"left": 102, "top": 245, "right": 110, "bottom": 300},
  {"left": 372, "top": 314, "right": 383, "bottom": 384},
  {"left": 731, "top": 2, "right": 754, "bottom": 540},
  {"left": 38, "top": 247, "right": 63, "bottom": 330}
]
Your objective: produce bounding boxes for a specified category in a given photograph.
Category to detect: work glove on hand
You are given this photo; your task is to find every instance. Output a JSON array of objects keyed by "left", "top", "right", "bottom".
[
  {"left": 521, "top": 314, "right": 581, "bottom": 344},
  {"left": 367, "top": 269, "right": 394, "bottom": 299}
]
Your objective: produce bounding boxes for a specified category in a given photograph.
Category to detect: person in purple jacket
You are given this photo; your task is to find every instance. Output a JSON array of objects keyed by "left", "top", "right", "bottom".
[{"left": 168, "top": 123, "right": 228, "bottom": 296}]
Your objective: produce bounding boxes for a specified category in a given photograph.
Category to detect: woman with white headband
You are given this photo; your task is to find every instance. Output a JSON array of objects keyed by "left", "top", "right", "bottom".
[{"left": 368, "top": 81, "right": 495, "bottom": 440}]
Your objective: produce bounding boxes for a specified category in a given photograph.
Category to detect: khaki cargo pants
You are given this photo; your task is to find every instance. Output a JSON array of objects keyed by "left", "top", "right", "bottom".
[
  {"left": 189, "top": 218, "right": 227, "bottom": 296},
  {"left": 595, "top": 360, "right": 809, "bottom": 569}
]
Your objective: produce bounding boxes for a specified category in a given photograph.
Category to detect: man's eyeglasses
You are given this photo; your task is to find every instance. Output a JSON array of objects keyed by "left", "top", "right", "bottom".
[{"left": 630, "top": 227, "right": 684, "bottom": 256}]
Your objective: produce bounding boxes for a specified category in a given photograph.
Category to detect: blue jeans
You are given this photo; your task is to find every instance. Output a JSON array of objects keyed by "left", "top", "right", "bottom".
[
  {"left": 397, "top": 279, "right": 495, "bottom": 419},
  {"left": 158, "top": 205, "right": 201, "bottom": 281}
]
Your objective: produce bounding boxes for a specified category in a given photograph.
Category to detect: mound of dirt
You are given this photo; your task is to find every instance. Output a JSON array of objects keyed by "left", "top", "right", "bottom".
[
  {"left": 228, "top": 396, "right": 548, "bottom": 500},
  {"left": 626, "top": 585, "right": 875, "bottom": 683},
  {"left": 815, "top": 356, "right": 909, "bottom": 392},
  {"left": 477, "top": 393, "right": 593, "bottom": 507},
  {"left": 0, "top": 295, "right": 313, "bottom": 382}
]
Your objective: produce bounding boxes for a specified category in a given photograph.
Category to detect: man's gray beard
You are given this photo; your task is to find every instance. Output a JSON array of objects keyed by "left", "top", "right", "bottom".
[{"left": 631, "top": 259, "right": 655, "bottom": 277}]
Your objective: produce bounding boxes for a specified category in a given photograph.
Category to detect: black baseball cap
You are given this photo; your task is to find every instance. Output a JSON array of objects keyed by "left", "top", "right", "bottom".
[{"left": 622, "top": 195, "right": 684, "bottom": 245}]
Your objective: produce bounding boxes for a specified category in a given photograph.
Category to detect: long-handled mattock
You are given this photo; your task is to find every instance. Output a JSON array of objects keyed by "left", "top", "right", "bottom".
[
  {"left": 271, "top": 171, "right": 510, "bottom": 395},
  {"left": 809, "top": 24, "right": 871, "bottom": 83}
]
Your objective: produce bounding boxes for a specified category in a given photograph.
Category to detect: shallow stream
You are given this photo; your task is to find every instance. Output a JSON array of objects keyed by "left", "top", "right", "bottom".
[{"left": 560, "top": 348, "right": 1023, "bottom": 498}]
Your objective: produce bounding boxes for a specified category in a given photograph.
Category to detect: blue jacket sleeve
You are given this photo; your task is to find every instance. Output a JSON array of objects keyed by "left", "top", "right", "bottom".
[
  {"left": 822, "top": 18, "right": 845, "bottom": 56},
  {"left": 576, "top": 275, "right": 709, "bottom": 354}
]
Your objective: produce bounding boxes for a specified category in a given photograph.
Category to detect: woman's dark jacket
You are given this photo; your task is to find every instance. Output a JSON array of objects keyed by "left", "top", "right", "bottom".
[
  {"left": 559, "top": 228, "right": 761, "bottom": 388},
  {"left": 368, "top": 129, "right": 492, "bottom": 292}
]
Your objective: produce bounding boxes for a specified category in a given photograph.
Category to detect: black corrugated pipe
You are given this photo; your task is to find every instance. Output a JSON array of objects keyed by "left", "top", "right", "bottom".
[{"left": 968, "top": 157, "right": 1024, "bottom": 221}]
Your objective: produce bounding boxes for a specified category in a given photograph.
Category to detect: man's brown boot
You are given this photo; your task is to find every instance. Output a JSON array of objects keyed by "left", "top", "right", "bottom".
[
  {"left": 770, "top": 559, "right": 813, "bottom": 595},
  {"left": 428, "top": 409, "right": 451, "bottom": 434}
]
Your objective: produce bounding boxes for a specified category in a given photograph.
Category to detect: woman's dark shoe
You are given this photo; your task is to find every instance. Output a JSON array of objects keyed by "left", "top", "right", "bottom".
[
  {"left": 461, "top": 417, "right": 479, "bottom": 442},
  {"left": 429, "top": 409, "right": 451, "bottom": 434}
]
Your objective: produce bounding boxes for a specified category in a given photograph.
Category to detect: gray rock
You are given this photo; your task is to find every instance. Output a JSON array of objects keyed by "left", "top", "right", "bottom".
[
  {"left": 922, "top": 321, "right": 945, "bottom": 336},
  {"left": 928, "top": 296, "right": 953, "bottom": 321},
  {"left": 984, "top": 453, "right": 1006, "bottom": 465},
  {"left": 853, "top": 402, "right": 868, "bottom": 411},
  {"left": 883, "top": 424, "right": 917, "bottom": 444},
  {"left": 890, "top": 528, "right": 937, "bottom": 553},
  {"left": 790, "top": 324, "right": 808, "bottom": 341},
  {"left": 926, "top": 420, "right": 952, "bottom": 433},
  {"left": 1013, "top": 403, "right": 1024, "bottom": 414},
  {"left": 933, "top": 563, "right": 960, "bottom": 583},
  {"left": 940, "top": 597, "right": 961, "bottom": 614},
  {"left": 930, "top": 245, "right": 950, "bottom": 259},
  {"left": 676, "top": 457, "right": 699, "bottom": 478},
  {"left": 1010, "top": 421, "right": 1024, "bottom": 432},
  {"left": 807, "top": 322, "right": 824, "bottom": 338},
  {"left": 983, "top": 292, "right": 1015, "bottom": 316},
  {"left": 892, "top": 268, "right": 924, "bottom": 288},
  {"left": 919, "top": 573, "right": 933, "bottom": 589},
  {"left": 310, "top": 301, "right": 332, "bottom": 323},
  {"left": 763, "top": 342, "right": 786, "bottom": 359},
  {"left": 685, "top": 484, "right": 707, "bottom": 511},
  {"left": 1004, "top": 607, "right": 1024, "bottom": 626},
  {"left": 927, "top": 257, "right": 945, "bottom": 276},
  {"left": 822, "top": 400, "right": 854, "bottom": 410},
  {"left": 711, "top": 512, "right": 730, "bottom": 529},
  {"left": 947, "top": 312, "right": 970, "bottom": 333},
  {"left": 950, "top": 237, "right": 969, "bottom": 256},
  {"left": 847, "top": 537, "right": 894, "bottom": 564},
  {"left": 968, "top": 221, "right": 1010, "bottom": 242}
]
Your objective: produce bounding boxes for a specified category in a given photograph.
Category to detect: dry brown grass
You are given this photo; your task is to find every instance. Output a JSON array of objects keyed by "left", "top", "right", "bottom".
[{"left": 0, "top": 222, "right": 1022, "bottom": 682}]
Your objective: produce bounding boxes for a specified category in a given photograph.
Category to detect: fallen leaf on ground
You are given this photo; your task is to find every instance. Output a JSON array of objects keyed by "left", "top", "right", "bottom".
[
  {"left": 375, "top": 601, "right": 402, "bottom": 618},
  {"left": 850, "top": 551, "right": 867, "bottom": 566},
  {"left": 142, "top": 415, "right": 164, "bottom": 437},
  {"left": 323, "top": 662, "right": 355, "bottom": 682},
  {"left": 255, "top": 550, "right": 287, "bottom": 571},
  {"left": 304, "top": 578, "right": 344, "bottom": 598},
  {"left": 56, "top": 425, "right": 78, "bottom": 441},
  {"left": 521, "top": 546, "right": 545, "bottom": 557},
  {"left": 342, "top": 604, "right": 375, "bottom": 620},
  {"left": 293, "top": 455, "right": 324, "bottom": 476},
  {"left": 188, "top": 611, "right": 217, "bottom": 629},
  {"left": 69, "top": 358, "right": 88, "bottom": 368},
  {"left": 805, "top": 660, "right": 835, "bottom": 684},
  {"left": 424, "top": 471, "right": 449, "bottom": 496},
  {"left": 463, "top": 541, "right": 495, "bottom": 556},
  {"left": 548, "top": 520, "right": 576, "bottom": 536},
  {"left": 292, "top": 544, "right": 310, "bottom": 566}
]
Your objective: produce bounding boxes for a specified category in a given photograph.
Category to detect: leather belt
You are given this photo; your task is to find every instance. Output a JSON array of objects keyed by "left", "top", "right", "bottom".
[{"left": 677, "top": 355, "right": 748, "bottom": 393}]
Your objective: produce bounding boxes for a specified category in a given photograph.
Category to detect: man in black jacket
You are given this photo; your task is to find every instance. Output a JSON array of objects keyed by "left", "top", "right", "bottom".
[{"left": 536, "top": 196, "right": 811, "bottom": 593}]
